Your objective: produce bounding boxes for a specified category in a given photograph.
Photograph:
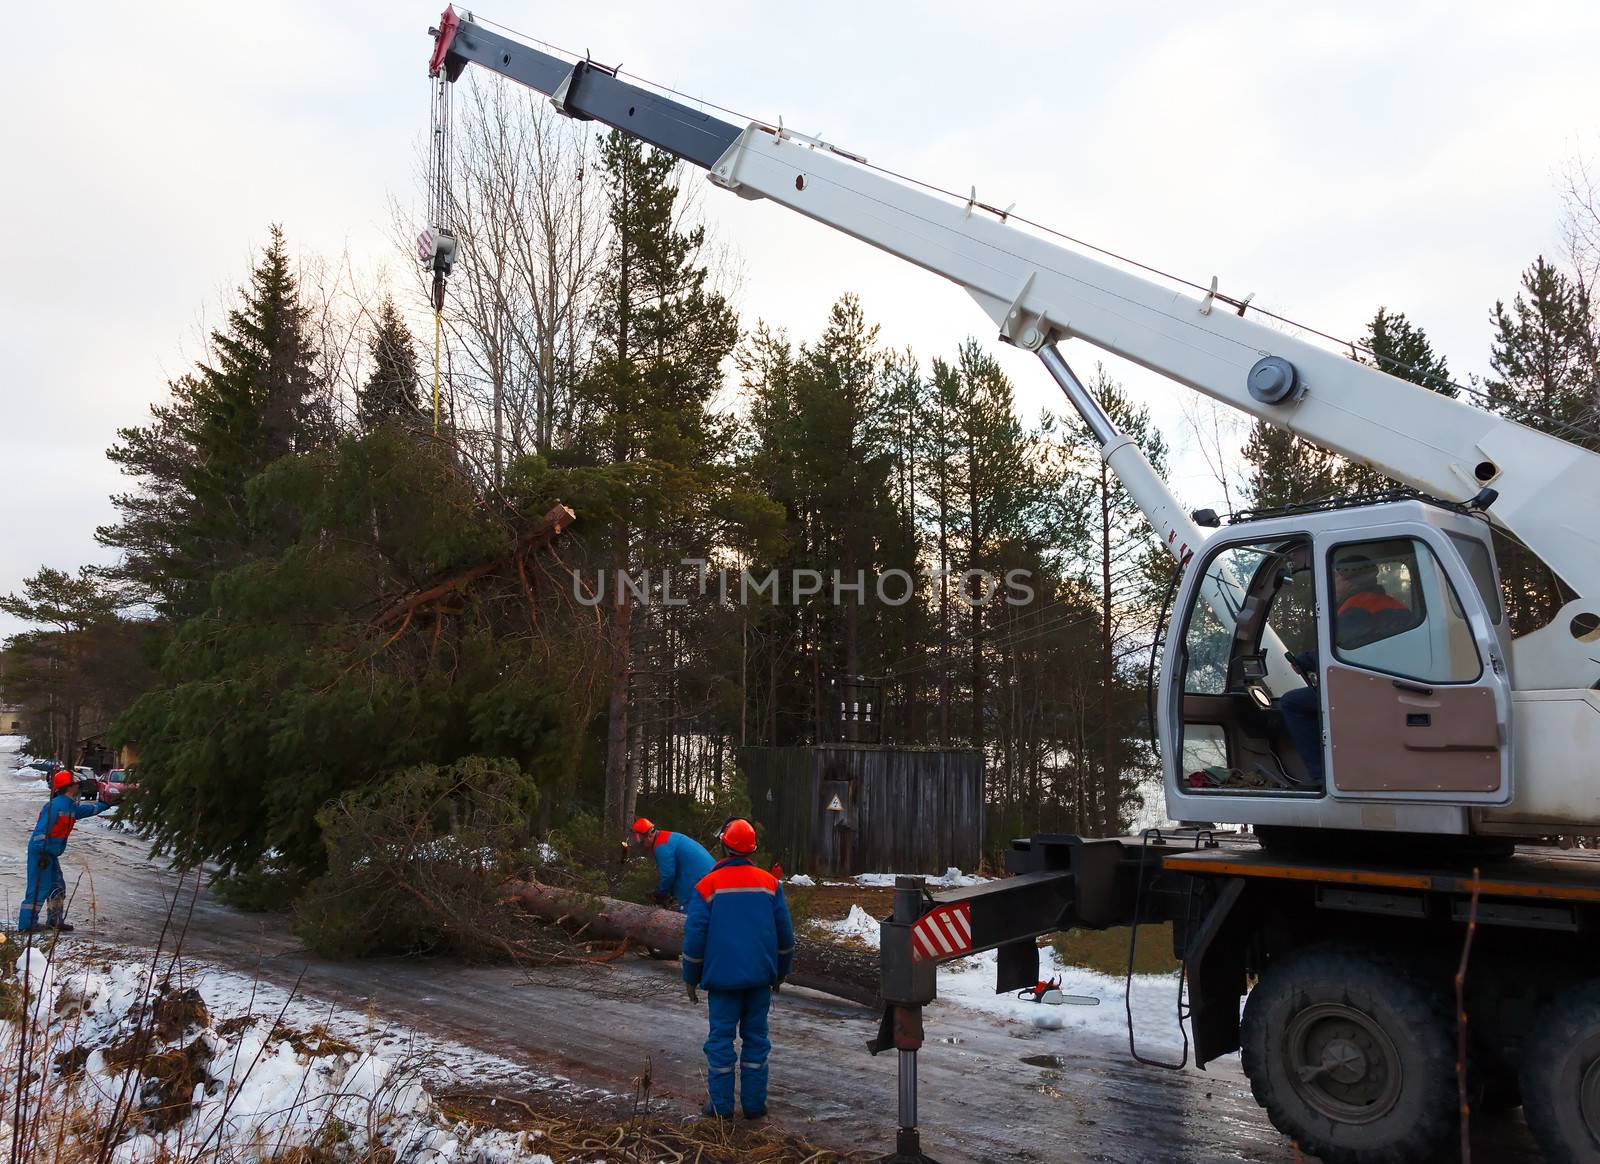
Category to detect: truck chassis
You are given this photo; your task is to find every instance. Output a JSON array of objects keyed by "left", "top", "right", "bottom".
[{"left": 874, "top": 833, "right": 1600, "bottom": 1162}]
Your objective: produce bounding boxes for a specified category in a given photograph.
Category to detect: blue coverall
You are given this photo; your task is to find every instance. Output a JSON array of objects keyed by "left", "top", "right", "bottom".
[
  {"left": 19, "top": 792, "right": 108, "bottom": 930},
  {"left": 682, "top": 856, "right": 795, "bottom": 1117},
  {"left": 649, "top": 830, "right": 715, "bottom": 907}
]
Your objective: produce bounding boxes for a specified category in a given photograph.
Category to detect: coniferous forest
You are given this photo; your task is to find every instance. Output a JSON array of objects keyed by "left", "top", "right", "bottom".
[{"left": 4, "top": 89, "right": 1597, "bottom": 940}]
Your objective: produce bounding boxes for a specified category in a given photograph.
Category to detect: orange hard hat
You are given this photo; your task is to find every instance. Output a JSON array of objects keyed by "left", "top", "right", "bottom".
[
  {"left": 630, "top": 818, "right": 654, "bottom": 836},
  {"left": 50, "top": 770, "right": 76, "bottom": 793},
  {"left": 720, "top": 818, "right": 757, "bottom": 855}
]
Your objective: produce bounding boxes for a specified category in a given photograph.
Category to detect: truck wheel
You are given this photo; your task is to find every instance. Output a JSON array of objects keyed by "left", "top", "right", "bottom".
[
  {"left": 1240, "top": 946, "right": 1456, "bottom": 1164},
  {"left": 1520, "top": 981, "right": 1600, "bottom": 1163}
]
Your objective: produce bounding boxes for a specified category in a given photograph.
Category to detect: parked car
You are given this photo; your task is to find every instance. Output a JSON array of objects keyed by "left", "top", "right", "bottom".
[{"left": 88, "top": 769, "right": 139, "bottom": 803}]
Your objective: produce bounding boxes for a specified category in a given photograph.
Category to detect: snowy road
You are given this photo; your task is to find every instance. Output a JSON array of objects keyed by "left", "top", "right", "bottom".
[{"left": 0, "top": 743, "right": 1541, "bottom": 1162}]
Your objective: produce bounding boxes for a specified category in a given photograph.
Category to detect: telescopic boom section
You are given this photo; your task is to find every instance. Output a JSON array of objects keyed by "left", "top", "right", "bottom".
[{"left": 431, "top": 9, "right": 1600, "bottom": 691}]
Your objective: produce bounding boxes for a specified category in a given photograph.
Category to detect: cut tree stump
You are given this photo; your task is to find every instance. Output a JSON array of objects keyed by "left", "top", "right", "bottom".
[{"left": 502, "top": 879, "right": 880, "bottom": 1008}]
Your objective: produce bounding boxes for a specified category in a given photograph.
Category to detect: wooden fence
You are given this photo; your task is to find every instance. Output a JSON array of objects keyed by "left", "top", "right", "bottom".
[{"left": 738, "top": 745, "right": 984, "bottom": 876}]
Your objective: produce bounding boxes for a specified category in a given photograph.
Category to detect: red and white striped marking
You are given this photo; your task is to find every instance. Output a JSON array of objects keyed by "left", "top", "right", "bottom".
[
  {"left": 416, "top": 228, "right": 436, "bottom": 264},
  {"left": 911, "top": 903, "right": 973, "bottom": 962}
]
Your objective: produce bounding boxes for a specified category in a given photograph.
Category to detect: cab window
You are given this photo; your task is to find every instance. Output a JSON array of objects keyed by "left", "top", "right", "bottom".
[
  {"left": 1447, "top": 532, "right": 1502, "bottom": 624},
  {"left": 1181, "top": 538, "right": 1314, "bottom": 698},
  {"left": 1329, "top": 538, "right": 1481, "bottom": 683}
]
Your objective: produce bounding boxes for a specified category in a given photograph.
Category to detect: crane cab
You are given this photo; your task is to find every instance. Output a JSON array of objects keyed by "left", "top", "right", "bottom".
[{"left": 1157, "top": 498, "right": 1514, "bottom": 836}]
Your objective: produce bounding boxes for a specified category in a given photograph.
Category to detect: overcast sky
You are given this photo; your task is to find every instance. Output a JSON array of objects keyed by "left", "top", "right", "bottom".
[{"left": 4, "top": 1, "right": 1596, "bottom": 639}]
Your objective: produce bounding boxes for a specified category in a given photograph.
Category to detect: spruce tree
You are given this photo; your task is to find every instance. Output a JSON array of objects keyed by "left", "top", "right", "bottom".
[
  {"left": 1487, "top": 256, "right": 1599, "bottom": 449},
  {"left": 738, "top": 298, "right": 924, "bottom": 746},
  {"left": 1365, "top": 307, "right": 1455, "bottom": 396},
  {"left": 1484, "top": 256, "right": 1600, "bottom": 632},
  {"left": 99, "top": 226, "right": 327, "bottom": 616},
  {"left": 359, "top": 296, "right": 424, "bottom": 429},
  {"left": 569, "top": 132, "right": 752, "bottom": 835},
  {"left": 1341, "top": 307, "right": 1456, "bottom": 492},
  {"left": 117, "top": 427, "right": 593, "bottom": 877},
  {"left": 1241, "top": 425, "right": 1345, "bottom": 511},
  {"left": 1244, "top": 307, "right": 1455, "bottom": 506}
]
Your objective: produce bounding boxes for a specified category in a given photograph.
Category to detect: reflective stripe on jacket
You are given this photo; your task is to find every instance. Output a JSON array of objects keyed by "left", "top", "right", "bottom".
[
  {"left": 652, "top": 830, "right": 715, "bottom": 904},
  {"left": 682, "top": 856, "right": 795, "bottom": 991}
]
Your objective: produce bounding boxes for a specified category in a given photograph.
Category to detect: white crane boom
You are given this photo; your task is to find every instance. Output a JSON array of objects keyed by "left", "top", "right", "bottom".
[{"left": 432, "top": 12, "right": 1600, "bottom": 692}]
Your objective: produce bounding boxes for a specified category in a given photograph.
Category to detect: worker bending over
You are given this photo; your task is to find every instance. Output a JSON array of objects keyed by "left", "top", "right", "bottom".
[
  {"left": 18, "top": 770, "right": 109, "bottom": 933},
  {"left": 630, "top": 817, "right": 714, "bottom": 908},
  {"left": 682, "top": 818, "right": 794, "bottom": 1120}
]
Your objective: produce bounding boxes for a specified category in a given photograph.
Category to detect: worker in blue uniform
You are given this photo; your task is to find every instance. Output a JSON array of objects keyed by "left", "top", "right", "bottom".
[
  {"left": 682, "top": 817, "right": 795, "bottom": 1119},
  {"left": 630, "top": 817, "right": 715, "bottom": 909},
  {"left": 19, "top": 770, "right": 109, "bottom": 933}
]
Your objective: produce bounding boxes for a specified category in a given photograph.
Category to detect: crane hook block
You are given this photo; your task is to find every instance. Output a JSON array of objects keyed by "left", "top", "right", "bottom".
[
  {"left": 417, "top": 227, "right": 457, "bottom": 277},
  {"left": 1247, "top": 356, "right": 1301, "bottom": 405}
]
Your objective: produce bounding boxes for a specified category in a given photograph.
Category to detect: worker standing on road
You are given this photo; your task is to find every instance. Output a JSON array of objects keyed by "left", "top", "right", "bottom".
[
  {"left": 18, "top": 770, "right": 109, "bottom": 933},
  {"left": 682, "top": 818, "right": 794, "bottom": 1120},
  {"left": 630, "top": 818, "right": 714, "bottom": 909}
]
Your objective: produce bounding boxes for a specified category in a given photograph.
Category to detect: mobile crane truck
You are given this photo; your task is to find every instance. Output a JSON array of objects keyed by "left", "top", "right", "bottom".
[{"left": 428, "top": 12, "right": 1600, "bottom": 1161}]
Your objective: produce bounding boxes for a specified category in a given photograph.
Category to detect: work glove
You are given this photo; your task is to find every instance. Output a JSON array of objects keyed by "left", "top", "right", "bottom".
[
  {"left": 37, "top": 855, "right": 49, "bottom": 872},
  {"left": 650, "top": 890, "right": 670, "bottom": 907},
  {"left": 685, "top": 982, "right": 700, "bottom": 1005},
  {"left": 772, "top": 980, "right": 783, "bottom": 995}
]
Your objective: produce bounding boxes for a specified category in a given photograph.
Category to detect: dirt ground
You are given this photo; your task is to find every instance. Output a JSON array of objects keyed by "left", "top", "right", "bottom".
[{"left": 786, "top": 881, "right": 893, "bottom": 924}]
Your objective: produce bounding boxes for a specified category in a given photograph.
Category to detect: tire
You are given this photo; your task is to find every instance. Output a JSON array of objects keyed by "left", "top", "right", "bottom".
[
  {"left": 1240, "top": 945, "right": 1457, "bottom": 1164},
  {"left": 1520, "top": 980, "right": 1600, "bottom": 1164}
]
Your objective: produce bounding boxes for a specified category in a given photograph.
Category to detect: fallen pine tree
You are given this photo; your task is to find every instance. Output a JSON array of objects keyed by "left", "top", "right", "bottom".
[{"left": 502, "top": 879, "right": 881, "bottom": 1008}]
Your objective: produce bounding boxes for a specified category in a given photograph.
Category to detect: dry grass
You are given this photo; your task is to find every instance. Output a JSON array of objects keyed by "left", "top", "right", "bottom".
[
  {"left": 437, "top": 1088, "right": 872, "bottom": 1163},
  {"left": 0, "top": 872, "right": 420, "bottom": 1164},
  {"left": 1053, "top": 923, "right": 1181, "bottom": 976}
]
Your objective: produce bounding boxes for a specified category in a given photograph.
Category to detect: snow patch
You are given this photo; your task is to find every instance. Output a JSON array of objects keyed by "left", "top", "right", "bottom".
[
  {"left": 932, "top": 944, "right": 1189, "bottom": 1055},
  {"left": 819, "top": 903, "right": 880, "bottom": 947},
  {"left": 0, "top": 951, "right": 575, "bottom": 1162},
  {"left": 852, "top": 867, "right": 986, "bottom": 889},
  {"left": 785, "top": 873, "right": 816, "bottom": 888}
]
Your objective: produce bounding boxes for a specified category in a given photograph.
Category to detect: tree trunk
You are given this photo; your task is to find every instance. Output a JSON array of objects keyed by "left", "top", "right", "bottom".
[
  {"left": 937, "top": 482, "right": 951, "bottom": 747},
  {"left": 603, "top": 531, "right": 633, "bottom": 838},
  {"left": 1098, "top": 461, "right": 1116, "bottom": 836},
  {"left": 501, "top": 879, "right": 880, "bottom": 1008}
]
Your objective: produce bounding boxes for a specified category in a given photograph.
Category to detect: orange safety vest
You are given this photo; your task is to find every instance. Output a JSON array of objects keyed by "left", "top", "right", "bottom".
[{"left": 1338, "top": 589, "right": 1405, "bottom": 616}]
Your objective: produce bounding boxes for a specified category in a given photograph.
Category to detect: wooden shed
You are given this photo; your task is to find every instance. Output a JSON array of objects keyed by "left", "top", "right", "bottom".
[{"left": 738, "top": 744, "right": 984, "bottom": 877}]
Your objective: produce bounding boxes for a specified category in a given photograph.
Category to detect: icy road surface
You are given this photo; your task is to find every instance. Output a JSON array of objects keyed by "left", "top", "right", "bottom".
[{"left": 0, "top": 739, "right": 1541, "bottom": 1162}]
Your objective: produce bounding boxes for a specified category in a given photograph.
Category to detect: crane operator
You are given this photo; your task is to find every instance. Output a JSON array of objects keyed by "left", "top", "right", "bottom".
[{"left": 1279, "top": 554, "right": 1407, "bottom": 783}]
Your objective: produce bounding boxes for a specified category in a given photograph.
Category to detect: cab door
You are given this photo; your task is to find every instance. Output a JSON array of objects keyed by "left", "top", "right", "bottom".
[{"left": 1319, "top": 524, "right": 1512, "bottom": 804}]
